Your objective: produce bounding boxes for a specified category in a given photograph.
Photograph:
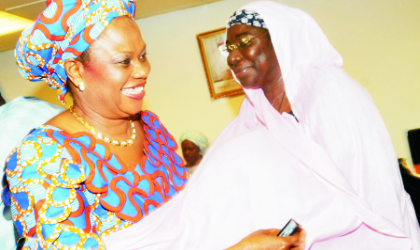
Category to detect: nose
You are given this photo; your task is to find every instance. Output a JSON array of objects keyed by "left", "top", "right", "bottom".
[
  {"left": 132, "top": 58, "right": 151, "bottom": 79},
  {"left": 227, "top": 48, "right": 243, "bottom": 68}
]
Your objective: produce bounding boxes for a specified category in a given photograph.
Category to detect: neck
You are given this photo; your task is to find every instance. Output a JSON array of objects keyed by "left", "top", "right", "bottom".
[
  {"left": 71, "top": 103, "right": 134, "bottom": 141},
  {"left": 261, "top": 75, "right": 292, "bottom": 114}
]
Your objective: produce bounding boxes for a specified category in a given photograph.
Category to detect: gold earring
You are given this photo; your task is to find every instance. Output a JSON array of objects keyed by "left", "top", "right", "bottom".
[{"left": 79, "top": 82, "right": 85, "bottom": 92}]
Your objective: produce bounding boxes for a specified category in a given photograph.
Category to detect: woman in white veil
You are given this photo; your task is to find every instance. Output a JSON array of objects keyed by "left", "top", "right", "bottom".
[{"left": 104, "top": 1, "right": 419, "bottom": 249}]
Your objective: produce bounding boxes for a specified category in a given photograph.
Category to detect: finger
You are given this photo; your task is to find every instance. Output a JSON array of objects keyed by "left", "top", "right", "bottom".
[
  {"left": 273, "top": 238, "right": 293, "bottom": 250},
  {"left": 264, "top": 228, "right": 281, "bottom": 236},
  {"left": 296, "top": 229, "right": 306, "bottom": 245},
  {"left": 289, "top": 228, "right": 306, "bottom": 250}
]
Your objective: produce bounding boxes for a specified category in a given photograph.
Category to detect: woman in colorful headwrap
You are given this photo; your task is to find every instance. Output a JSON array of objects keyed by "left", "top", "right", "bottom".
[
  {"left": 4, "top": 0, "right": 306, "bottom": 249},
  {"left": 179, "top": 129, "right": 209, "bottom": 174},
  {"left": 104, "top": 1, "right": 420, "bottom": 249},
  {"left": 3, "top": 1, "right": 190, "bottom": 249}
]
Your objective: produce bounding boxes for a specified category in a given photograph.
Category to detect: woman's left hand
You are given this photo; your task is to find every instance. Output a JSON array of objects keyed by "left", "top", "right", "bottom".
[{"left": 226, "top": 227, "right": 306, "bottom": 250}]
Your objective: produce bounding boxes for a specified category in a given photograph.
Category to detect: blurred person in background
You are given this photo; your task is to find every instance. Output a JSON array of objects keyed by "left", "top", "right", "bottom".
[{"left": 180, "top": 129, "right": 209, "bottom": 174}]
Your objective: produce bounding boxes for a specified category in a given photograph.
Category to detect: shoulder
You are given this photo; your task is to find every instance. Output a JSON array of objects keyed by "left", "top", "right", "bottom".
[
  {"left": 6, "top": 125, "right": 61, "bottom": 152},
  {"left": 141, "top": 110, "right": 177, "bottom": 148},
  {"left": 141, "top": 110, "right": 163, "bottom": 129},
  {"left": 4, "top": 125, "right": 65, "bottom": 174},
  {"left": 20, "top": 125, "right": 62, "bottom": 144},
  {"left": 45, "top": 109, "right": 85, "bottom": 134}
]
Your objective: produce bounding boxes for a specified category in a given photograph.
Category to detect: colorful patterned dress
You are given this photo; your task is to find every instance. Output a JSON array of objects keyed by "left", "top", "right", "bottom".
[{"left": 5, "top": 110, "right": 189, "bottom": 249}]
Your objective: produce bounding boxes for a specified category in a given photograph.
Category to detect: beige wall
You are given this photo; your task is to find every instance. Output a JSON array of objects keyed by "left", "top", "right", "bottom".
[{"left": 1, "top": 0, "right": 419, "bottom": 167}]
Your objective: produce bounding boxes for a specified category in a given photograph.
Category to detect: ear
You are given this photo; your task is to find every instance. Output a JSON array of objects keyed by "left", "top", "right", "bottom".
[{"left": 64, "top": 58, "right": 84, "bottom": 89}]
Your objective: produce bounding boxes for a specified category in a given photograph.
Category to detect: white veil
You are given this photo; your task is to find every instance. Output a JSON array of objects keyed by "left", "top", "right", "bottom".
[{"left": 251, "top": 1, "right": 420, "bottom": 241}]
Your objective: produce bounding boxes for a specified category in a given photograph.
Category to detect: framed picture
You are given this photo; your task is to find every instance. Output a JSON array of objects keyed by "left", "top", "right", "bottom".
[{"left": 196, "top": 28, "right": 244, "bottom": 100}]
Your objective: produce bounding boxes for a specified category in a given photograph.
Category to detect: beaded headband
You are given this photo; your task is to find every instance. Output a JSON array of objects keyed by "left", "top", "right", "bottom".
[{"left": 227, "top": 9, "right": 267, "bottom": 29}]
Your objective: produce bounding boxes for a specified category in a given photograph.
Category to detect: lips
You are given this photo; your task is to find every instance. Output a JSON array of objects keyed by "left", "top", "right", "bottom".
[
  {"left": 233, "top": 67, "right": 251, "bottom": 78},
  {"left": 121, "top": 84, "right": 145, "bottom": 100}
]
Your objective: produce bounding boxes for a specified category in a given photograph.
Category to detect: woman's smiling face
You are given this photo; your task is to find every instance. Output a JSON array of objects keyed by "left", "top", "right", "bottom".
[
  {"left": 76, "top": 16, "right": 150, "bottom": 119},
  {"left": 226, "top": 24, "right": 281, "bottom": 90}
]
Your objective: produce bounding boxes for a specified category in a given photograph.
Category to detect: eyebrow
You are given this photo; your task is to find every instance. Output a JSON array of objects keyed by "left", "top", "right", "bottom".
[
  {"left": 226, "top": 32, "right": 251, "bottom": 44},
  {"left": 115, "top": 45, "right": 147, "bottom": 55}
]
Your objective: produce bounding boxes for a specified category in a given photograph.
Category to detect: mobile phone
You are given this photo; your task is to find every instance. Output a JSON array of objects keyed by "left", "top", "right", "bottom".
[{"left": 277, "top": 219, "right": 298, "bottom": 237}]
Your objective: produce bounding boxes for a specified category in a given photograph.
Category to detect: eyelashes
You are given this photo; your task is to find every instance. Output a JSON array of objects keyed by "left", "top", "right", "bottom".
[
  {"left": 140, "top": 53, "right": 148, "bottom": 60},
  {"left": 118, "top": 52, "right": 148, "bottom": 65},
  {"left": 120, "top": 59, "right": 131, "bottom": 64}
]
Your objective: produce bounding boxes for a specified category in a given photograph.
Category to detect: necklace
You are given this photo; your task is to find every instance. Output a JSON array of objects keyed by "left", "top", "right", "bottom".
[{"left": 69, "top": 105, "right": 136, "bottom": 147}]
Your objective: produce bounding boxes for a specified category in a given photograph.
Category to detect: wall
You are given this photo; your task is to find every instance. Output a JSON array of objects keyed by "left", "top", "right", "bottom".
[{"left": 1, "top": 0, "right": 419, "bottom": 168}]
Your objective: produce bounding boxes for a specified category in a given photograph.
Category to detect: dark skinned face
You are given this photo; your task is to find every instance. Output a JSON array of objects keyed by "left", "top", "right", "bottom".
[
  {"left": 181, "top": 140, "right": 202, "bottom": 167},
  {"left": 74, "top": 17, "right": 150, "bottom": 118},
  {"left": 226, "top": 25, "right": 282, "bottom": 90}
]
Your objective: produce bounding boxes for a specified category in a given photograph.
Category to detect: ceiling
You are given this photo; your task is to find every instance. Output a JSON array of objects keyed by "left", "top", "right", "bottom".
[{"left": 0, "top": 0, "right": 221, "bottom": 52}]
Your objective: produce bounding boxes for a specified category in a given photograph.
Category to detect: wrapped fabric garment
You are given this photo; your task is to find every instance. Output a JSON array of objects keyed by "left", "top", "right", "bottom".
[
  {"left": 104, "top": 1, "right": 419, "bottom": 249},
  {"left": 4, "top": 111, "right": 188, "bottom": 249}
]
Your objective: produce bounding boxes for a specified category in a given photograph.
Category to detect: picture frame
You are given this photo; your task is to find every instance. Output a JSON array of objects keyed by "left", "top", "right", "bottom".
[{"left": 196, "top": 27, "right": 244, "bottom": 100}]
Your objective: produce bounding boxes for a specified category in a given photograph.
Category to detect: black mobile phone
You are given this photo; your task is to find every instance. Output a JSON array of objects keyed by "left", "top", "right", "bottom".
[{"left": 277, "top": 219, "right": 298, "bottom": 237}]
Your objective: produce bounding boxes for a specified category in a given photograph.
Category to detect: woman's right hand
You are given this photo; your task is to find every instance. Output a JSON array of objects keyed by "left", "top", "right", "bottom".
[{"left": 227, "top": 227, "right": 306, "bottom": 250}]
